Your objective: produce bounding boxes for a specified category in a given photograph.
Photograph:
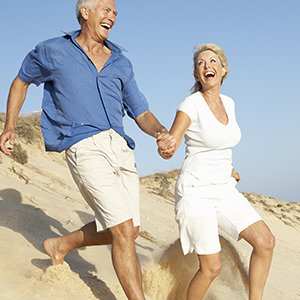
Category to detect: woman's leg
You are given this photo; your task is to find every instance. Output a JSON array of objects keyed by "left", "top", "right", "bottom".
[
  {"left": 187, "top": 252, "right": 222, "bottom": 300},
  {"left": 239, "top": 220, "right": 275, "bottom": 300}
]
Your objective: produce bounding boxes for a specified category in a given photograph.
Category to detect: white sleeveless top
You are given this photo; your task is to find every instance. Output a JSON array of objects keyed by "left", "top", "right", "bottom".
[{"left": 177, "top": 92, "right": 241, "bottom": 185}]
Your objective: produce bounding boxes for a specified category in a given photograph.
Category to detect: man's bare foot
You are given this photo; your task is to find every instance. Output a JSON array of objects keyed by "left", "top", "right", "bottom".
[{"left": 44, "top": 237, "right": 66, "bottom": 266}]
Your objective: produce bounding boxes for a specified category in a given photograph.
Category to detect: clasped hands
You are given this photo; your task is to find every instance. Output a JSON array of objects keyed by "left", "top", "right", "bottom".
[{"left": 156, "top": 132, "right": 176, "bottom": 159}]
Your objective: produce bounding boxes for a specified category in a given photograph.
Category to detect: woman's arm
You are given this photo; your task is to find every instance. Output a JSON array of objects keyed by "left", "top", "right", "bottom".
[{"left": 157, "top": 111, "right": 191, "bottom": 159}]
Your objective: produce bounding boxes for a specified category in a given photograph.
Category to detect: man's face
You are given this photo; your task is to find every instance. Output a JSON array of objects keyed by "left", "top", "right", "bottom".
[{"left": 84, "top": 0, "right": 117, "bottom": 42}]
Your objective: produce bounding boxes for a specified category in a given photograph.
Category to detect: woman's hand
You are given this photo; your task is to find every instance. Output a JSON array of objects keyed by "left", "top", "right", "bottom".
[{"left": 231, "top": 168, "right": 241, "bottom": 183}]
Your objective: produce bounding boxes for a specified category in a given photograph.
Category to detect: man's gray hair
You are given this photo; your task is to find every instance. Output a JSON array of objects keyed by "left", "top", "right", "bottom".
[{"left": 76, "top": 0, "right": 99, "bottom": 25}]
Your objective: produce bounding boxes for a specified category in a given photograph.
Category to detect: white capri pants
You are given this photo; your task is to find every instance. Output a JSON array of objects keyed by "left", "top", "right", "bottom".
[
  {"left": 175, "top": 172, "right": 262, "bottom": 255},
  {"left": 66, "top": 129, "right": 140, "bottom": 232}
]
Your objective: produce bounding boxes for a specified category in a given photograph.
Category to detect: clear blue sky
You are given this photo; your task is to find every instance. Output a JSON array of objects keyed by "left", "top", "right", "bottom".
[{"left": 1, "top": 0, "right": 299, "bottom": 203}]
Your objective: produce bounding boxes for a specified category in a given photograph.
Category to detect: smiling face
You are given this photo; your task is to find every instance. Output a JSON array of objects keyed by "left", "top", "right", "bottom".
[
  {"left": 81, "top": 0, "right": 117, "bottom": 42},
  {"left": 194, "top": 50, "right": 226, "bottom": 92}
]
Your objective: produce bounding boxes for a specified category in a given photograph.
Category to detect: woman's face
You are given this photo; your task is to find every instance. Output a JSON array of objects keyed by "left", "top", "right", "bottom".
[{"left": 194, "top": 50, "right": 226, "bottom": 91}]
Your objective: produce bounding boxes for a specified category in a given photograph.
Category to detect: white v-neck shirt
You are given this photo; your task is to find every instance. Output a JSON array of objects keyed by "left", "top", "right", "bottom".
[{"left": 177, "top": 92, "right": 241, "bottom": 185}]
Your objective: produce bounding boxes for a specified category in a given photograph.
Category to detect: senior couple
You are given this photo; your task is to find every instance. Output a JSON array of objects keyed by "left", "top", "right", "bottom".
[{"left": 0, "top": 0, "right": 274, "bottom": 299}]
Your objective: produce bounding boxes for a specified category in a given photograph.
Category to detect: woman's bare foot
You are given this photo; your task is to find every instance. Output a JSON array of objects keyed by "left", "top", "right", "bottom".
[{"left": 44, "top": 237, "right": 66, "bottom": 266}]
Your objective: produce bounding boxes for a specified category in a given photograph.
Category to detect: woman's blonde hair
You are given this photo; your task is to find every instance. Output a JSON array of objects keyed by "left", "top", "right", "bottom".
[{"left": 191, "top": 43, "right": 230, "bottom": 94}]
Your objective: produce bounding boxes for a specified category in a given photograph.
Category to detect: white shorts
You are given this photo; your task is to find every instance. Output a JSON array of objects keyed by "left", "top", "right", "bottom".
[
  {"left": 66, "top": 129, "right": 140, "bottom": 231},
  {"left": 175, "top": 172, "right": 262, "bottom": 255}
]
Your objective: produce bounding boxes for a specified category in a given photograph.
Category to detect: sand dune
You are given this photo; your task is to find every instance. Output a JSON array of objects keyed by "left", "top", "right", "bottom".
[{"left": 0, "top": 114, "right": 299, "bottom": 299}]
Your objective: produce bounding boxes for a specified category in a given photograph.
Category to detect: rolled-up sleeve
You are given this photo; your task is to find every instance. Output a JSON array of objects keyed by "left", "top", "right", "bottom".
[{"left": 122, "top": 62, "right": 149, "bottom": 119}]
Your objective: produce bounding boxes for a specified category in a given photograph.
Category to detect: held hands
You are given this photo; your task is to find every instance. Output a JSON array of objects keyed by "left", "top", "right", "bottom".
[
  {"left": 0, "top": 128, "right": 16, "bottom": 155},
  {"left": 156, "top": 132, "right": 176, "bottom": 159}
]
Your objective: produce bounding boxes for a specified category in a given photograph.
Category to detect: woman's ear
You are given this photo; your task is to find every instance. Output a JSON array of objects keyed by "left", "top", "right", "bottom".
[
  {"left": 222, "top": 67, "right": 226, "bottom": 76},
  {"left": 194, "top": 72, "right": 199, "bottom": 81}
]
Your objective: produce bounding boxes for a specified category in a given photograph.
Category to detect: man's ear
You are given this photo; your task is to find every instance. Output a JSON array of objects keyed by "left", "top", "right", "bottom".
[{"left": 81, "top": 6, "right": 89, "bottom": 21}]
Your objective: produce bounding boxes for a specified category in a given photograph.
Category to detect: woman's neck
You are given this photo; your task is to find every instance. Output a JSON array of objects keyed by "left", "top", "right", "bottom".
[{"left": 200, "top": 87, "right": 221, "bottom": 106}]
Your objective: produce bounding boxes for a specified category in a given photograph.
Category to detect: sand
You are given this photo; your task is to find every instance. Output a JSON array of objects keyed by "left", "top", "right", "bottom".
[{"left": 0, "top": 119, "right": 299, "bottom": 299}]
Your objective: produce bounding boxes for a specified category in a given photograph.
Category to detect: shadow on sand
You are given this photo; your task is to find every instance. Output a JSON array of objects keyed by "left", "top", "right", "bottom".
[{"left": 0, "top": 188, "right": 117, "bottom": 300}]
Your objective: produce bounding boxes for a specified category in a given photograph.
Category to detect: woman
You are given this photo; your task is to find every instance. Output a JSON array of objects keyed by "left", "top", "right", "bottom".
[{"left": 158, "top": 44, "right": 275, "bottom": 300}]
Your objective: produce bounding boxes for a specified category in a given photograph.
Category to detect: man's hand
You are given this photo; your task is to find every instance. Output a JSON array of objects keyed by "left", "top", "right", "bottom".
[
  {"left": 156, "top": 132, "right": 176, "bottom": 159},
  {"left": 0, "top": 128, "right": 16, "bottom": 155},
  {"left": 0, "top": 76, "right": 30, "bottom": 155},
  {"left": 135, "top": 110, "right": 176, "bottom": 159}
]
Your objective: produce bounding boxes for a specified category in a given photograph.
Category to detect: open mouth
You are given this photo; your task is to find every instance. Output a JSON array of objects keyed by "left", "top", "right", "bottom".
[
  {"left": 101, "top": 23, "right": 111, "bottom": 30},
  {"left": 204, "top": 71, "right": 215, "bottom": 78}
]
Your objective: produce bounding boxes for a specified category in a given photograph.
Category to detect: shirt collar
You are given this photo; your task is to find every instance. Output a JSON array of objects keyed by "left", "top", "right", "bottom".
[{"left": 62, "top": 30, "right": 127, "bottom": 54}]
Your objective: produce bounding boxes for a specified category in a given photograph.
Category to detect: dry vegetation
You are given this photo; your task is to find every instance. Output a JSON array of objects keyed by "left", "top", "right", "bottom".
[
  {"left": 14, "top": 113, "right": 42, "bottom": 144},
  {"left": 11, "top": 143, "right": 29, "bottom": 165},
  {"left": 139, "top": 169, "right": 180, "bottom": 204},
  {"left": 243, "top": 192, "right": 300, "bottom": 227}
]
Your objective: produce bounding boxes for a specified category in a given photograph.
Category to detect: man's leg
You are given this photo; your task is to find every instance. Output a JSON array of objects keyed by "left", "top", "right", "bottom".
[
  {"left": 44, "top": 219, "right": 145, "bottom": 300},
  {"left": 44, "top": 221, "right": 112, "bottom": 265},
  {"left": 44, "top": 221, "right": 139, "bottom": 265},
  {"left": 239, "top": 220, "right": 275, "bottom": 300},
  {"left": 110, "top": 219, "right": 146, "bottom": 300}
]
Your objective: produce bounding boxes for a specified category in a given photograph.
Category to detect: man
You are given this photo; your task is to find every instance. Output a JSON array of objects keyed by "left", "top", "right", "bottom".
[{"left": 0, "top": 0, "right": 175, "bottom": 299}]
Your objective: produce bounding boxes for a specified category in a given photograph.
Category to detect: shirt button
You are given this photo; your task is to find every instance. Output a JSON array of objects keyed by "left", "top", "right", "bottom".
[
  {"left": 122, "top": 75, "right": 124, "bottom": 78},
  {"left": 81, "top": 123, "right": 84, "bottom": 125}
]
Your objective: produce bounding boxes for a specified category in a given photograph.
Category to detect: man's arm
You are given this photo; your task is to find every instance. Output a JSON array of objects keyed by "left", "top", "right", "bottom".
[
  {"left": 0, "top": 76, "right": 31, "bottom": 155},
  {"left": 135, "top": 110, "right": 176, "bottom": 152},
  {"left": 135, "top": 110, "right": 168, "bottom": 137}
]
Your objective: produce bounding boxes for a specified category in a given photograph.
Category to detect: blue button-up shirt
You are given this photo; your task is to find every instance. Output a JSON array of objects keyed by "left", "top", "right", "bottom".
[{"left": 18, "top": 30, "right": 149, "bottom": 152}]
